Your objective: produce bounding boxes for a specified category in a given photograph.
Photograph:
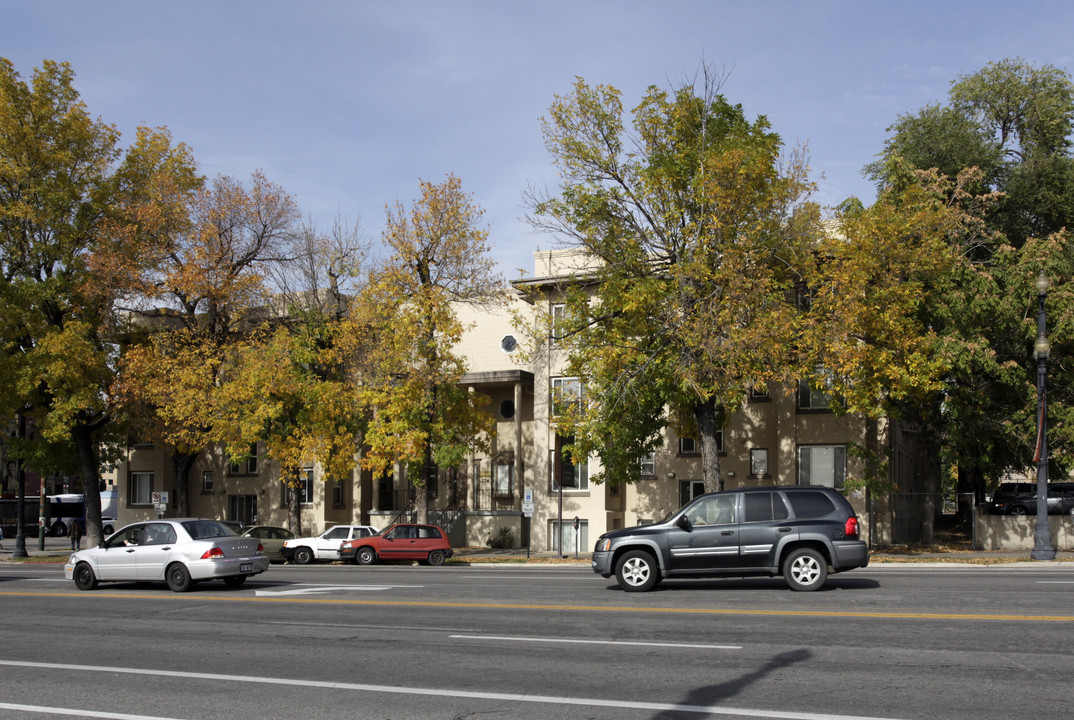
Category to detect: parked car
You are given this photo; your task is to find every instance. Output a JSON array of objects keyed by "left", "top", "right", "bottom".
[
  {"left": 281, "top": 524, "right": 378, "bottom": 564},
  {"left": 991, "top": 483, "right": 1074, "bottom": 516},
  {"left": 987, "top": 482, "right": 1036, "bottom": 514},
  {"left": 64, "top": 518, "right": 269, "bottom": 592},
  {"left": 591, "top": 486, "right": 869, "bottom": 592},
  {"left": 240, "top": 525, "right": 297, "bottom": 563},
  {"left": 340, "top": 523, "right": 453, "bottom": 566},
  {"left": 221, "top": 520, "right": 246, "bottom": 533}
]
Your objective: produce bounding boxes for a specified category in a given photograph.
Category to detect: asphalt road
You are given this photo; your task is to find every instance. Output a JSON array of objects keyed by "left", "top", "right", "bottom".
[{"left": 1, "top": 560, "right": 1072, "bottom": 720}]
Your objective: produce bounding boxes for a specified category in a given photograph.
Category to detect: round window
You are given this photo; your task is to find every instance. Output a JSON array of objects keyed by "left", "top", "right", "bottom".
[
  {"left": 500, "top": 400, "right": 515, "bottom": 419},
  {"left": 500, "top": 334, "right": 518, "bottom": 353}
]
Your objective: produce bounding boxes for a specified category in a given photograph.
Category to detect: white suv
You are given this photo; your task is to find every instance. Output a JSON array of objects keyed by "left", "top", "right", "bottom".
[{"left": 281, "top": 525, "right": 378, "bottom": 564}]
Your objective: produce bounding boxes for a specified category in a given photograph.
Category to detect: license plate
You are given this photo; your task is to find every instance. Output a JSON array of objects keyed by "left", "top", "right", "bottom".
[{"left": 239, "top": 563, "right": 252, "bottom": 573}]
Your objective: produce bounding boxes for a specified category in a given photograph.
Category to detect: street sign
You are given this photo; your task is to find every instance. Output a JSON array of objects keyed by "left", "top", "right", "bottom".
[{"left": 522, "top": 501, "right": 534, "bottom": 517}]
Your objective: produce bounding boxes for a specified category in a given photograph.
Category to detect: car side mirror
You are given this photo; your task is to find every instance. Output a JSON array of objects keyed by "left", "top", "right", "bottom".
[{"left": 676, "top": 514, "right": 692, "bottom": 532}]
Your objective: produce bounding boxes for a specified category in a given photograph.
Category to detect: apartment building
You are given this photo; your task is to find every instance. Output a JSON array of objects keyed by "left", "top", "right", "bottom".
[{"left": 109, "top": 248, "right": 929, "bottom": 548}]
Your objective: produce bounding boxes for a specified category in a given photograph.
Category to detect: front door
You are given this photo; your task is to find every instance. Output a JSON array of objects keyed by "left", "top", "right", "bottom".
[
  {"left": 95, "top": 524, "right": 145, "bottom": 580},
  {"left": 667, "top": 493, "right": 740, "bottom": 571},
  {"left": 378, "top": 525, "right": 419, "bottom": 561}
]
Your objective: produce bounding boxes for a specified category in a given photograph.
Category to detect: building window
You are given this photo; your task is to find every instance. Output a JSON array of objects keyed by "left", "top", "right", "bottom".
[
  {"left": 680, "top": 479, "right": 705, "bottom": 506},
  {"left": 639, "top": 452, "right": 655, "bottom": 476},
  {"left": 750, "top": 386, "right": 771, "bottom": 401},
  {"left": 798, "top": 445, "right": 846, "bottom": 489},
  {"left": 285, "top": 468, "right": 315, "bottom": 505},
  {"left": 247, "top": 443, "right": 258, "bottom": 474},
  {"left": 799, "top": 371, "right": 843, "bottom": 412},
  {"left": 551, "top": 303, "right": 565, "bottom": 344},
  {"left": 551, "top": 376, "right": 583, "bottom": 418},
  {"left": 750, "top": 448, "right": 770, "bottom": 478},
  {"left": 679, "top": 437, "right": 697, "bottom": 455},
  {"left": 500, "top": 334, "right": 518, "bottom": 353},
  {"left": 551, "top": 518, "right": 588, "bottom": 554},
  {"left": 201, "top": 471, "right": 214, "bottom": 494},
  {"left": 499, "top": 399, "right": 515, "bottom": 419},
  {"left": 129, "top": 472, "right": 153, "bottom": 505},
  {"left": 332, "top": 479, "right": 345, "bottom": 507},
  {"left": 494, "top": 463, "right": 513, "bottom": 497},
  {"left": 553, "top": 435, "right": 588, "bottom": 491}
]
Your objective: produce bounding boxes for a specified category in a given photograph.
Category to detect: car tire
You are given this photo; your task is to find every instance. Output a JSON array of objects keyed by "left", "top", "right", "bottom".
[
  {"left": 50, "top": 520, "right": 67, "bottom": 538},
  {"left": 427, "top": 550, "right": 446, "bottom": 566},
  {"left": 614, "top": 550, "right": 659, "bottom": 592},
  {"left": 166, "top": 562, "right": 194, "bottom": 592},
  {"left": 1009, "top": 505, "right": 1028, "bottom": 516},
  {"left": 103, "top": 524, "right": 114, "bottom": 535},
  {"left": 73, "top": 562, "right": 98, "bottom": 591},
  {"left": 784, "top": 548, "right": 828, "bottom": 592},
  {"left": 222, "top": 575, "right": 247, "bottom": 589},
  {"left": 292, "top": 547, "right": 314, "bottom": 565},
  {"left": 357, "top": 547, "right": 376, "bottom": 565}
]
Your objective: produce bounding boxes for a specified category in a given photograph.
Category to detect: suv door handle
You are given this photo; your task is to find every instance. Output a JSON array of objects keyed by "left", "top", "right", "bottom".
[
  {"left": 778, "top": 527, "right": 793, "bottom": 533},
  {"left": 721, "top": 530, "right": 734, "bottom": 536}
]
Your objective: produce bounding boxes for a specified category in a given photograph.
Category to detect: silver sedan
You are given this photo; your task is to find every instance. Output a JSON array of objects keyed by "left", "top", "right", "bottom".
[{"left": 64, "top": 518, "right": 270, "bottom": 592}]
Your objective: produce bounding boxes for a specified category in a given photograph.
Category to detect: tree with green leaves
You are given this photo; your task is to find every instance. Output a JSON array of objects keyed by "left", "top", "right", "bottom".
[
  {"left": 865, "top": 58, "right": 1074, "bottom": 501},
  {"left": 0, "top": 58, "right": 200, "bottom": 544},
  {"left": 526, "top": 70, "right": 822, "bottom": 491},
  {"left": 349, "top": 175, "right": 501, "bottom": 521}
]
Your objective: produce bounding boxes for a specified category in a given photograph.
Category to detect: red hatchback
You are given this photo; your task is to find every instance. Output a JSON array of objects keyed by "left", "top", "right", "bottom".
[{"left": 340, "top": 523, "right": 453, "bottom": 566}]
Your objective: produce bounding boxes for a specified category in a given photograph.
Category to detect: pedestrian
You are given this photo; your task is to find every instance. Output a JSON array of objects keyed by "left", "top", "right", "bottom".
[{"left": 68, "top": 518, "right": 83, "bottom": 551}]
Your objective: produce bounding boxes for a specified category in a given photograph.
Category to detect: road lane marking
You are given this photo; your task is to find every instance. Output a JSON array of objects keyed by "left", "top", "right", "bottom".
[
  {"left": 0, "top": 703, "right": 178, "bottom": 719},
  {"left": 254, "top": 585, "right": 398, "bottom": 596},
  {"left": 0, "top": 659, "right": 906, "bottom": 720},
  {"left": 2, "top": 590, "right": 1074, "bottom": 622},
  {"left": 451, "top": 633, "right": 742, "bottom": 649}
]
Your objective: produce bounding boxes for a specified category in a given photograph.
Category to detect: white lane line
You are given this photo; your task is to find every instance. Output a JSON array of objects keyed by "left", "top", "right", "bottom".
[
  {"left": 450, "top": 633, "right": 742, "bottom": 650},
  {"left": 254, "top": 583, "right": 423, "bottom": 596},
  {"left": 0, "top": 659, "right": 906, "bottom": 720},
  {"left": 0, "top": 703, "right": 179, "bottom": 719}
]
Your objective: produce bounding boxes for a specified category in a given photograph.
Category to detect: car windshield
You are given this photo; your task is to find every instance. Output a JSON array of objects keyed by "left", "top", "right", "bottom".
[{"left": 182, "top": 520, "right": 234, "bottom": 539}]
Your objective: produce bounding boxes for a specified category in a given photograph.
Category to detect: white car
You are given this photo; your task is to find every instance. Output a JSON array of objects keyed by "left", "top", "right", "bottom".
[
  {"left": 281, "top": 524, "right": 378, "bottom": 564},
  {"left": 64, "top": 518, "right": 269, "bottom": 592}
]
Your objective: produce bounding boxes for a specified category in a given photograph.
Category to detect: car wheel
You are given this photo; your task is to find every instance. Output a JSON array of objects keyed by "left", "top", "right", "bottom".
[
  {"left": 427, "top": 550, "right": 446, "bottom": 566},
  {"left": 784, "top": 548, "right": 828, "bottom": 592},
  {"left": 222, "top": 575, "right": 247, "bottom": 588},
  {"left": 614, "top": 550, "right": 659, "bottom": 592},
  {"left": 356, "top": 547, "right": 376, "bottom": 565},
  {"left": 50, "top": 520, "right": 67, "bottom": 538},
  {"left": 292, "top": 547, "right": 314, "bottom": 565},
  {"left": 1009, "top": 505, "right": 1028, "bottom": 516},
  {"left": 103, "top": 524, "right": 114, "bottom": 535},
  {"left": 166, "top": 562, "right": 193, "bottom": 592},
  {"left": 73, "top": 562, "right": 98, "bottom": 591}
]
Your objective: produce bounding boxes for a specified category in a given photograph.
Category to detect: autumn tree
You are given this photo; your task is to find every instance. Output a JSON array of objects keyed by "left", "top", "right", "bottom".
[
  {"left": 116, "top": 172, "right": 300, "bottom": 516},
  {"left": 0, "top": 58, "right": 199, "bottom": 544},
  {"left": 210, "top": 217, "right": 372, "bottom": 533},
  {"left": 526, "top": 71, "right": 822, "bottom": 491},
  {"left": 350, "top": 175, "right": 501, "bottom": 521}
]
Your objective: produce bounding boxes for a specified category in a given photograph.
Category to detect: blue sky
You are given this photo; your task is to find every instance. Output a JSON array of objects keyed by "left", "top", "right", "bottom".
[{"left": 3, "top": 1, "right": 1073, "bottom": 277}]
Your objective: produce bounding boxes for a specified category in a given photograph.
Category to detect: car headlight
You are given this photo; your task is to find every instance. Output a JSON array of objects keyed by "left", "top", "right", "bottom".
[{"left": 595, "top": 538, "right": 611, "bottom": 553}]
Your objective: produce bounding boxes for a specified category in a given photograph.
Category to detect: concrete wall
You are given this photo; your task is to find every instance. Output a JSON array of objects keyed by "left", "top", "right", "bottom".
[{"left": 973, "top": 508, "right": 1074, "bottom": 551}]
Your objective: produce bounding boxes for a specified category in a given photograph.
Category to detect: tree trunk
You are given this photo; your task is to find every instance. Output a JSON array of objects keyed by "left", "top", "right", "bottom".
[
  {"left": 72, "top": 423, "right": 104, "bottom": 547},
  {"left": 288, "top": 476, "right": 301, "bottom": 535},
  {"left": 695, "top": 397, "right": 724, "bottom": 493},
  {"left": 173, "top": 451, "right": 196, "bottom": 516}
]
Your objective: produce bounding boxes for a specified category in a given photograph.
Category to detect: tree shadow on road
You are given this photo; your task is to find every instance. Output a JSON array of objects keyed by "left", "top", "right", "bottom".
[{"left": 649, "top": 647, "right": 812, "bottom": 719}]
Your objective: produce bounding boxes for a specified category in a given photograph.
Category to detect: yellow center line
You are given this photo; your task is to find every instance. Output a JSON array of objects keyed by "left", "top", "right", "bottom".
[{"left": 3, "top": 590, "right": 1073, "bottom": 622}]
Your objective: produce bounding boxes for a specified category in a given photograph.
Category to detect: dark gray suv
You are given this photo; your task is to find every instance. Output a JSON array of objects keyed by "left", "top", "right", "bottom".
[{"left": 591, "top": 486, "right": 869, "bottom": 592}]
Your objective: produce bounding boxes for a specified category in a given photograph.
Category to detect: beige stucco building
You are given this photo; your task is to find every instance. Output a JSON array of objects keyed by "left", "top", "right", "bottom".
[{"left": 108, "top": 248, "right": 935, "bottom": 550}]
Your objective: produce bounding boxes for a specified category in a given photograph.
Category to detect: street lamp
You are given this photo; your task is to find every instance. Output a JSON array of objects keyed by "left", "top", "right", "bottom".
[{"left": 1030, "top": 271, "right": 1055, "bottom": 561}]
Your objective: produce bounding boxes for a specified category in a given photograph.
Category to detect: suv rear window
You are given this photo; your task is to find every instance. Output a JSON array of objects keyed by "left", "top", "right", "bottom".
[{"left": 786, "top": 491, "right": 837, "bottom": 518}]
